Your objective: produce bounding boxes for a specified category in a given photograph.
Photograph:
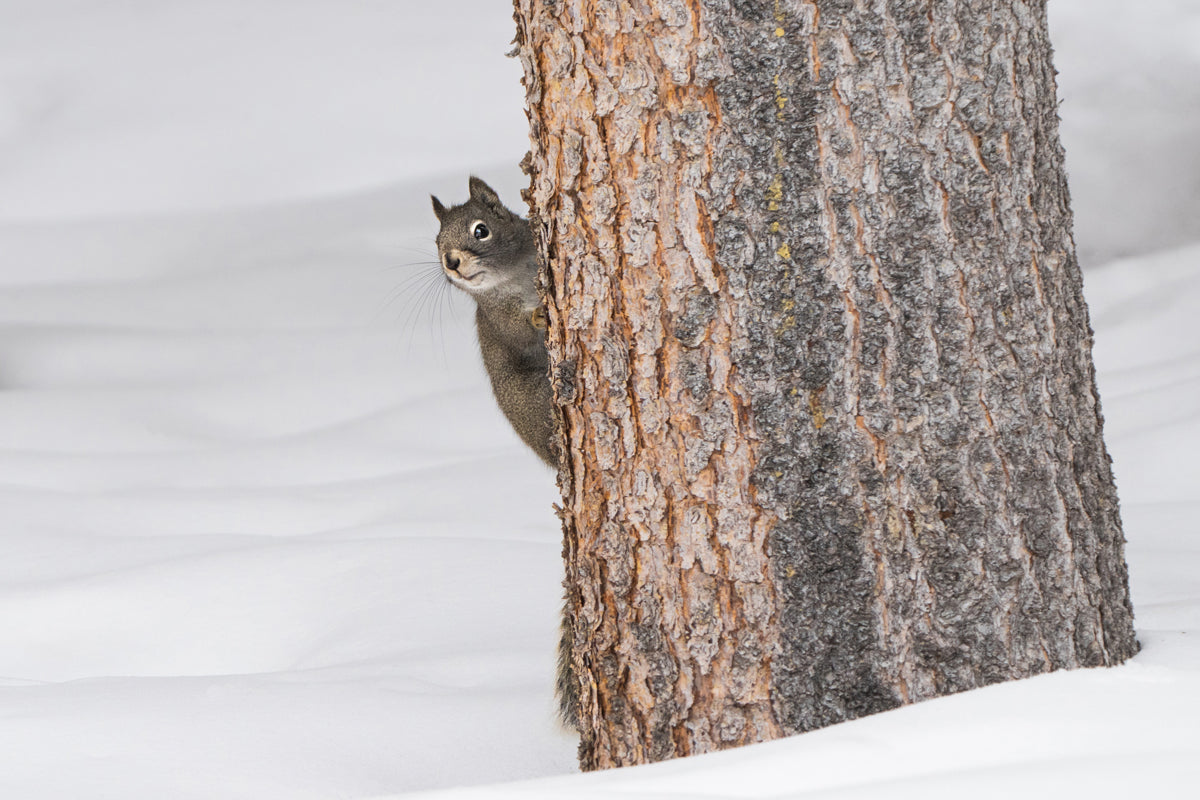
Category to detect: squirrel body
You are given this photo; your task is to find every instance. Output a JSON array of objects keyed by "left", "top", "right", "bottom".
[{"left": 432, "top": 177, "right": 556, "bottom": 466}]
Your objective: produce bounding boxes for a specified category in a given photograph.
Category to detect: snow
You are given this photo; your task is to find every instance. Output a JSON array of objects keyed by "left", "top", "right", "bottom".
[
  {"left": 1050, "top": 0, "right": 1200, "bottom": 266},
  {"left": 0, "top": 1, "right": 1196, "bottom": 799}
]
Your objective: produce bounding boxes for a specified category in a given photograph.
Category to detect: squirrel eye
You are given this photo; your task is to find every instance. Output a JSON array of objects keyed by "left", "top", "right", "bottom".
[{"left": 472, "top": 222, "right": 491, "bottom": 241}]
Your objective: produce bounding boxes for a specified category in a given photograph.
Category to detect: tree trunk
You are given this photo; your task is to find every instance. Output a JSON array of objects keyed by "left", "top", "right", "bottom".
[{"left": 512, "top": 0, "right": 1138, "bottom": 769}]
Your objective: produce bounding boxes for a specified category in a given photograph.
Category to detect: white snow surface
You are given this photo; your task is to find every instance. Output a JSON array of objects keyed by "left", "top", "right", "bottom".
[{"left": 0, "top": 1, "right": 1196, "bottom": 799}]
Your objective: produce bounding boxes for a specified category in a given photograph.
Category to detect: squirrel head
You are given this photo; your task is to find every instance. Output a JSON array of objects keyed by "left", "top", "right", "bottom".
[{"left": 431, "top": 177, "right": 538, "bottom": 307}]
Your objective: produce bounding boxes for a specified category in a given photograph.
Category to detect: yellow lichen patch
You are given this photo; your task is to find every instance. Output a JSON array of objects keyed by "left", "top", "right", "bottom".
[
  {"left": 766, "top": 173, "right": 783, "bottom": 211},
  {"left": 776, "top": 242, "right": 791, "bottom": 260},
  {"left": 772, "top": 75, "right": 788, "bottom": 119},
  {"left": 770, "top": 221, "right": 781, "bottom": 233},
  {"left": 775, "top": 27, "right": 785, "bottom": 37}
]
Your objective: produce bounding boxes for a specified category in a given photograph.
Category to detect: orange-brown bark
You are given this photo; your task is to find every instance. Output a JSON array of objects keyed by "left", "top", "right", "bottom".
[{"left": 515, "top": 1, "right": 782, "bottom": 766}]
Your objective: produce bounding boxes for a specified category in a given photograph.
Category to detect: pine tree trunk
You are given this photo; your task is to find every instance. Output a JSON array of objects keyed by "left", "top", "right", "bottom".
[{"left": 512, "top": 0, "right": 1138, "bottom": 769}]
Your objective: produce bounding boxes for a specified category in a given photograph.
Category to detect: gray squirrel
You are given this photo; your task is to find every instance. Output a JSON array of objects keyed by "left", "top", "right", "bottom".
[
  {"left": 431, "top": 177, "right": 578, "bottom": 728},
  {"left": 431, "top": 177, "right": 556, "bottom": 466}
]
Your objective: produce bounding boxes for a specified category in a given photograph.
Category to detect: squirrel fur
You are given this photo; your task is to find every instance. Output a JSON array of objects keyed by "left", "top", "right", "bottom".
[{"left": 431, "top": 178, "right": 578, "bottom": 729}]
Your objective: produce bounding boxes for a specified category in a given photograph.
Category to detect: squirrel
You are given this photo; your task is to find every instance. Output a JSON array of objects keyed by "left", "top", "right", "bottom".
[
  {"left": 431, "top": 177, "right": 578, "bottom": 729},
  {"left": 431, "top": 177, "right": 556, "bottom": 467}
]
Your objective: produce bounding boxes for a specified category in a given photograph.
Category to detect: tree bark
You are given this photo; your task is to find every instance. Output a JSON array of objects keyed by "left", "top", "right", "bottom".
[{"left": 512, "top": 0, "right": 1138, "bottom": 769}]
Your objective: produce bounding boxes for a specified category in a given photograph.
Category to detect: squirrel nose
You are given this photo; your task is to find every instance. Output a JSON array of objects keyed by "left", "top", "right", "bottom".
[{"left": 444, "top": 254, "right": 461, "bottom": 272}]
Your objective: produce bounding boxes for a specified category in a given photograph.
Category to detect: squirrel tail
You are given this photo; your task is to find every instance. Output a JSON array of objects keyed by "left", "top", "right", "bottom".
[{"left": 556, "top": 597, "right": 581, "bottom": 731}]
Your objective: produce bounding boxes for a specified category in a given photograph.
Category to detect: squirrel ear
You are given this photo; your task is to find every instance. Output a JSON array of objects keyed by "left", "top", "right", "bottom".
[
  {"left": 431, "top": 195, "right": 446, "bottom": 221},
  {"left": 468, "top": 177, "right": 506, "bottom": 214}
]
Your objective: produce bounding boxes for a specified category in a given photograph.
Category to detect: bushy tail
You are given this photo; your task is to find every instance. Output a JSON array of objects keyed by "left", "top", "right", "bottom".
[{"left": 556, "top": 596, "right": 581, "bottom": 731}]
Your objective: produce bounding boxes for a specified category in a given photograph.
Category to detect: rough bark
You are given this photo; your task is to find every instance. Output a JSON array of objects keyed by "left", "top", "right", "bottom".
[{"left": 512, "top": 0, "right": 1139, "bottom": 769}]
